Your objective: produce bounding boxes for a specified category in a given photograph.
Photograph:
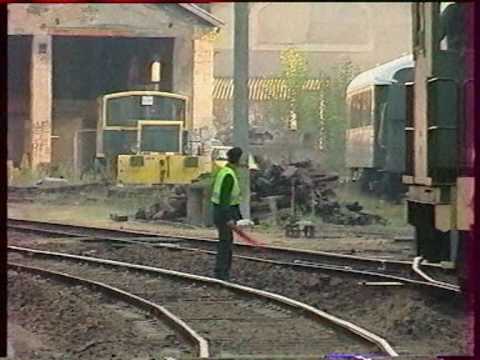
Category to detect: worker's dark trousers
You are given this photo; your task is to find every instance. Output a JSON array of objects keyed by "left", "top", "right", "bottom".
[{"left": 214, "top": 222, "right": 233, "bottom": 281}]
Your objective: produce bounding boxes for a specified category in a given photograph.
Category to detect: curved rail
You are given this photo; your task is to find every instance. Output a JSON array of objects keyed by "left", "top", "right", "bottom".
[
  {"left": 147, "top": 241, "right": 459, "bottom": 293},
  {"left": 412, "top": 257, "right": 460, "bottom": 292},
  {"left": 9, "top": 245, "right": 398, "bottom": 357},
  {"left": 9, "top": 262, "right": 209, "bottom": 357},
  {"left": 8, "top": 219, "right": 460, "bottom": 294}
]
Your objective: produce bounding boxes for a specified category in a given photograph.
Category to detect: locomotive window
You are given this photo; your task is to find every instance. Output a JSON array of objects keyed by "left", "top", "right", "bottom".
[
  {"left": 439, "top": 2, "right": 464, "bottom": 52},
  {"left": 105, "top": 95, "right": 186, "bottom": 127},
  {"left": 377, "top": 103, "right": 388, "bottom": 149},
  {"left": 140, "top": 125, "right": 181, "bottom": 153}
]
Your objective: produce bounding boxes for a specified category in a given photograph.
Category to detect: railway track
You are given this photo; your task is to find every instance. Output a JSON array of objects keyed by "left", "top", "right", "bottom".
[
  {"left": 8, "top": 246, "right": 396, "bottom": 358},
  {"left": 8, "top": 264, "right": 200, "bottom": 358},
  {"left": 8, "top": 218, "right": 460, "bottom": 293}
]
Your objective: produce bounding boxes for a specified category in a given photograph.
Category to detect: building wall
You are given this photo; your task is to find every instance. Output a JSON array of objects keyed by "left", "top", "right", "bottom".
[
  {"left": 30, "top": 35, "right": 53, "bottom": 168},
  {"left": 192, "top": 38, "right": 214, "bottom": 132},
  {"left": 211, "top": 2, "right": 412, "bottom": 77},
  {"left": 7, "top": 4, "right": 218, "bottom": 169},
  {"left": 7, "top": 4, "right": 216, "bottom": 100},
  {"left": 8, "top": 4, "right": 199, "bottom": 38}
]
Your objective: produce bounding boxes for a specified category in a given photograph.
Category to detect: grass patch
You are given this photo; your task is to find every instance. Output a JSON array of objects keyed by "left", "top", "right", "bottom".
[
  {"left": 8, "top": 161, "right": 106, "bottom": 187},
  {"left": 25, "top": 186, "right": 173, "bottom": 222}
]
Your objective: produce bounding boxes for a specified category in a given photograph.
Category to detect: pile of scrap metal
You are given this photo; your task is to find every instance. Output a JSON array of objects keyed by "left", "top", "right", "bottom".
[{"left": 251, "top": 160, "right": 386, "bottom": 226}]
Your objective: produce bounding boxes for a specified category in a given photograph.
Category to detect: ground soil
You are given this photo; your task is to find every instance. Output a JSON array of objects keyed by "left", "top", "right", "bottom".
[
  {"left": 7, "top": 270, "right": 192, "bottom": 359},
  {"left": 8, "top": 188, "right": 472, "bottom": 357},
  {"left": 8, "top": 231, "right": 473, "bottom": 358}
]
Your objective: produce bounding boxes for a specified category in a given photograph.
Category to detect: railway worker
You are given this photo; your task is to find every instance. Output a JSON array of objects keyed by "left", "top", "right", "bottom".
[{"left": 210, "top": 147, "right": 243, "bottom": 281}]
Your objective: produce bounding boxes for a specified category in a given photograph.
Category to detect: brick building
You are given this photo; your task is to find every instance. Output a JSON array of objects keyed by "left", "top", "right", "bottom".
[{"left": 7, "top": 4, "right": 223, "bottom": 170}]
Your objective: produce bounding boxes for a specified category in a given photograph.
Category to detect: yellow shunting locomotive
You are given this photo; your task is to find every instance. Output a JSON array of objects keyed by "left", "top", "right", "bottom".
[{"left": 96, "top": 91, "right": 211, "bottom": 185}]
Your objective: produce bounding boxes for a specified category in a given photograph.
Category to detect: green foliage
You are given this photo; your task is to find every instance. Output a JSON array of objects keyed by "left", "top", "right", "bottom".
[
  {"left": 322, "top": 60, "right": 358, "bottom": 172},
  {"left": 280, "top": 48, "right": 308, "bottom": 96},
  {"left": 267, "top": 49, "right": 358, "bottom": 172},
  {"left": 8, "top": 166, "right": 44, "bottom": 187},
  {"left": 264, "top": 99, "right": 289, "bottom": 131},
  {"left": 278, "top": 48, "right": 323, "bottom": 143},
  {"left": 297, "top": 91, "right": 320, "bottom": 135}
]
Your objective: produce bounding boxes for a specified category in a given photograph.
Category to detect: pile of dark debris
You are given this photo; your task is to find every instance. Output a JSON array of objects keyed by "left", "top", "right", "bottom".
[
  {"left": 133, "top": 186, "right": 187, "bottom": 222},
  {"left": 133, "top": 160, "right": 386, "bottom": 226},
  {"left": 251, "top": 160, "right": 386, "bottom": 226}
]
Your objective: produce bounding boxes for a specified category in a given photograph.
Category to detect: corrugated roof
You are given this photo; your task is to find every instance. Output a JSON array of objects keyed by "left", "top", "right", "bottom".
[
  {"left": 213, "top": 78, "right": 325, "bottom": 101},
  {"left": 346, "top": 54, "right": 414, "bottom": 94}
]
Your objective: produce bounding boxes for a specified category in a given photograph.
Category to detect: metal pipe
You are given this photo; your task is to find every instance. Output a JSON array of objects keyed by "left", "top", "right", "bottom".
[{"left": 412, "top": 256, "right": 460, "bottom": 291}]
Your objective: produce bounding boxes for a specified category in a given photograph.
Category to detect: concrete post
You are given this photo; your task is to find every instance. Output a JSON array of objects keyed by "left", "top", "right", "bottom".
[
  {"left": 233, "top": 2, "right": 251, "bottom": 219},
  {"left": 192, "top": 38, "right": 214, "bottom": 131},
  {"left": 30, "top": 35, "right": 53, "bottom": 169},
  {"left": 173, "top": 37, "right": 193, "bottom": 129}
]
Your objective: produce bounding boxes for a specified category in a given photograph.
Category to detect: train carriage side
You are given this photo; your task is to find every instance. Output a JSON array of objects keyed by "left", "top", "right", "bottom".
[
  {"left": 345, "top": 56, "right": 414, "bottom": 200},
  {"left": 96, "top": 91, "right": 209, "bottom": 184},
  {"left": 345, "top": 85, "right": 375, "bottom": 189}
]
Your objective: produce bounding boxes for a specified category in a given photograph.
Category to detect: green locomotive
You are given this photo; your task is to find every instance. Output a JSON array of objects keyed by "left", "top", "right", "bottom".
[{"left": 403, "top": 2, "right": 473, "bottom": 278}]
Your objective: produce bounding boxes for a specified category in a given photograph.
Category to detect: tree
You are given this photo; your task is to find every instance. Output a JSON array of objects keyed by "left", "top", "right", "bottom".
[
  {"left": 322, "top": 60, "right": 358, "bottom": 172},
  {"left": 266, "top": 49, "right": 358, "bottom": 170},
  {"left": 278, "top": 48, "right": 324, "bottom": 152}
]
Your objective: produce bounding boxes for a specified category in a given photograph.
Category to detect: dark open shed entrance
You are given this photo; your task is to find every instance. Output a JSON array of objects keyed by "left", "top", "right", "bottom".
[
  {"left": 51, "top": 36, "right": 174, "bottom": 173},
  {"left": 8, "top": 35, "right": 32, "bottom": 167}
]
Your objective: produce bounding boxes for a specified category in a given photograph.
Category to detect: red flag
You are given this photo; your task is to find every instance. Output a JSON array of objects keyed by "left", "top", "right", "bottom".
[{"left": 231, "top": 225, "right": 267, "bottom": 248}]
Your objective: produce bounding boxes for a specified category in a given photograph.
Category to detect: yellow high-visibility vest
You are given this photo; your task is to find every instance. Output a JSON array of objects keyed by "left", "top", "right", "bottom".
[{"left": 210, "top": 166, "right": 241, "bottom": 205}]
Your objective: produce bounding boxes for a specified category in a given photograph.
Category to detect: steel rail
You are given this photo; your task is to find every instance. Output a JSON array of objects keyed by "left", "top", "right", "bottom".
[
  {"left": 8, "top": 262, "right": 209, "bottom": 358},
  {"left": 7, "top": 217, "right": 448, "bottom": 270},
  {"left": 9, "top": 245, "right": 399, "bottom": 357},
  {"left": 115, "top": 239, "right": 459, "bottom": 293},
  {"left": 8, "top": 219, "right": 460, "bottom": 293}
]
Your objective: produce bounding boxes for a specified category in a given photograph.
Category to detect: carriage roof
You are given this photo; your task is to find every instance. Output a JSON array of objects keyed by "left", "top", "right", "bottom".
[{"left": 346, "top": 54, "right": 414, "bottom": 95}]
